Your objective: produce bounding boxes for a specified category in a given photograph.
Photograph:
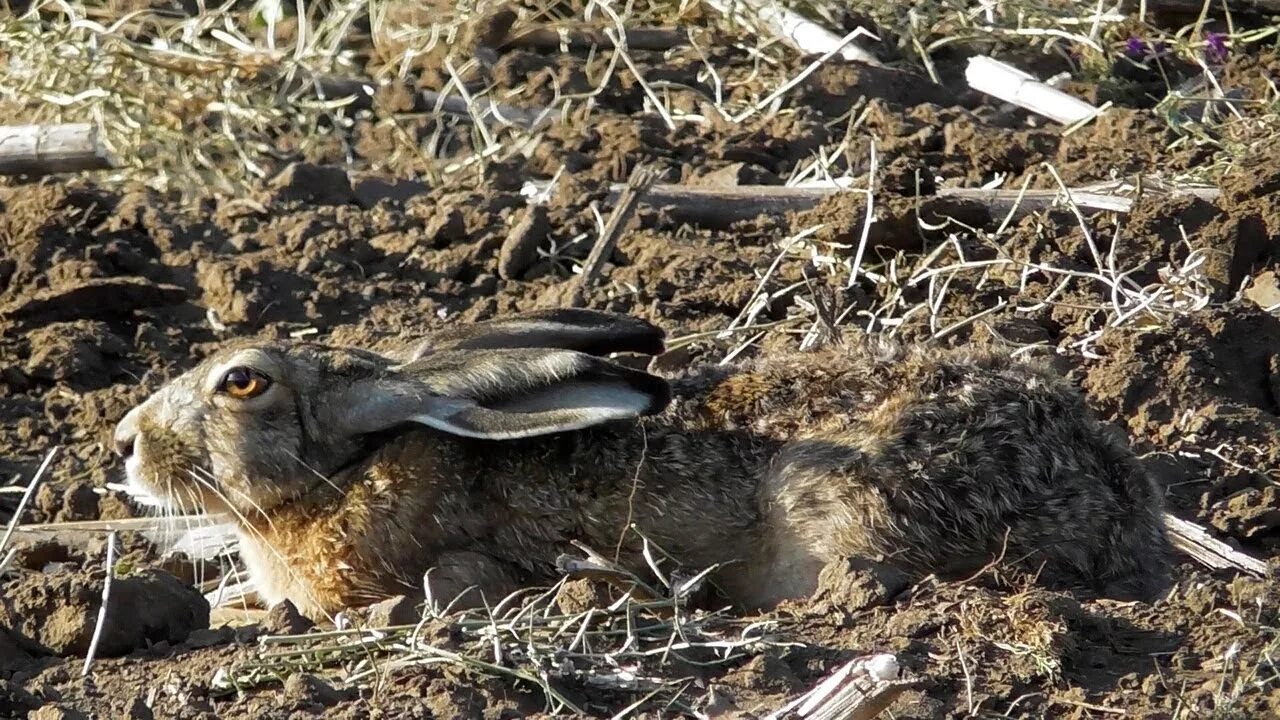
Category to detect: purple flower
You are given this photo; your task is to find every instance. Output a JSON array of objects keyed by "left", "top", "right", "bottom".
[
  {"left": 1125, "top": 36, "right": 1149, "bottom": 58},
  {"left": 1205, "top": 32, "right": 1229, "bottom": 63}
]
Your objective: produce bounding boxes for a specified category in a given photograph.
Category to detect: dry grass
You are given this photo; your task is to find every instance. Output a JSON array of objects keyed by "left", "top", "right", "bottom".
[{"left": 211, "top": 551, "right": 795, "bottom": 714}]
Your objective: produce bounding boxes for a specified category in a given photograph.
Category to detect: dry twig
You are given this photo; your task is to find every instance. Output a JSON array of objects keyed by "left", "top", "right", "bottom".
[
  {"left": 0, "top": 124, "right": 116, "bottom": 176},
  {"left": 81, "top": 530, "right": 118, "bottom": 677},
  {"left": 569, "top": 165, "right": 660, "bottom": 307},
  {"left": 1164, "top": 514, "right": 1269, "bottom": 576},
  {"left": 0, "top": 447, "right": 60, "bottom": 559}
]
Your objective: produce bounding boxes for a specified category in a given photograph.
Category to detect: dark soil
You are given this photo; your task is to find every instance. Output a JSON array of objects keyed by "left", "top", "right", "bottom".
[{"left": 3, "top": 4, "right": 1280, "bottom": 718}]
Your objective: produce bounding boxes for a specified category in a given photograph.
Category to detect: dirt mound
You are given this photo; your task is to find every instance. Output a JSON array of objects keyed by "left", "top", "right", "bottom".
[{"left": 0, "top": 549, "right": 209, "bottom": 658}]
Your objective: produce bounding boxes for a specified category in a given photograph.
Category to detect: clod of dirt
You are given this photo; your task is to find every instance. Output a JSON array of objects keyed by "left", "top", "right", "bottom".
[
  {"left": 791, "top": 192, "right": 990, "bottom": 253},
  {"left": 0, "top": 278, "right": 187, "bottom": 324},
  {"left": 553, "top": 578, "right": 615, "bottom": 616},
  {"left": 23, "top": 322, "right": 130, "bottom": 391},
  {"left": 283, "top": 672, "right": 354, "bottom": 709},
  {"left": 719, "top": 653, "right": 801, "bottom": 694},
  {"left": 7, "top": 539, "right": 79, "bottom": 572},
  {"left": 805, "top": 559, "right": 910, "bottom": 624},
  {"left": 1209, "top": 486, "right": 1280, "bottom": 539},
  {"left": 30, "top": 705, "right": 88, "bottom": 720},
  {"left": 265, "top": 163, "right": 356, "bottom": 206},
  {"left": 122, "top": 697, "right": 154, "bottom": 720},
  {"left": 348, "top": 595, "right": 419, "bottom": 628},
  {"left": 182, "top": 627, "right": 235, "bottom": 650},
  {"left": 33, "top": 481, "right": 106, "bottom": 524},
  {"left": 1120, "top": 195, "right": 1272, "bottom": 299},
  {"left": 1084, "top": 306, "right": 1280, "bottom": 439},
  {"left": 1245, "top": 270, "right": 1280, "bottom": 309},
  {"left": 687, "top": 161, "right": 780, "bottom": 188},
  {"left": 497, "top": 204, "right": 550, "bottom": 280},
  {"left": 0, "top": 566, "right": 209, "bottom": 657},
  {"left": 262, "top": 600, "right": 314, "bottom": 636}
]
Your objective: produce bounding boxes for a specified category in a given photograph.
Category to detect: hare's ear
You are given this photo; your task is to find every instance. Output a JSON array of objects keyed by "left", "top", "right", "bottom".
[
  {"left": 403, "top": 309, "right": 666, "bottom": 362},
  {"left": 337, "top": 349, "right": 671, "bottom": 441}
]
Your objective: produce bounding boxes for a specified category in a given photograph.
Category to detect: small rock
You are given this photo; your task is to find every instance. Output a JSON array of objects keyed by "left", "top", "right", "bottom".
[
  {"left": 30, "top": 705, "right": 87, "bottom": 720},
  {"left": 283, "top": 672, "right": 350, "bottom": 707},
  {"left": 262, "top": 599, "right": 314, "bottom": 636},
  {"left": 362, "top": 595, "right": 419, "bottom": 627},
  {"left": 266, "top": 163, "right": 356, "bottom": 206}
]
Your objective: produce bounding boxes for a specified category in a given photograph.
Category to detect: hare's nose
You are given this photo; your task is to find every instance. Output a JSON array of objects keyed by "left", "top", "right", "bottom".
[
  {"left": 113, "top": 428, "right": 137, "bottom": 459},
  {"left": 113, "top": 409, "right": 141, "bottom": 459}
]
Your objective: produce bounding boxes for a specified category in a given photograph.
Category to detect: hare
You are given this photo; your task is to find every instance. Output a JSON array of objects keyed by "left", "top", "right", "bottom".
[{"left": 113, "top": 308, "right": 1172, "bottom": 619}]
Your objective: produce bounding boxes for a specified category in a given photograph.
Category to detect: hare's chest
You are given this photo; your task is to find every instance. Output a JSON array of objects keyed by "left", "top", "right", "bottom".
[{"left": 236, "top": 529, "right": 329, "bottom": 618}]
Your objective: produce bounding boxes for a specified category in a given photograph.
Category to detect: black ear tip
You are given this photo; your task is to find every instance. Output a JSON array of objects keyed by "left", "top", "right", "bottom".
[
  {"left": 638, "top": 374, "right": 673, "bottom": 415},
  {"left": 618, "top": 315, "right": 666, "bottom": 356},
  {"left": 635, "top": 333, "right": 667, "bottom": 357}
]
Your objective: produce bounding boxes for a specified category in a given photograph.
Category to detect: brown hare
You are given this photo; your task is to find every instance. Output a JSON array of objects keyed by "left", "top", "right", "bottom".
[{"left": 113, "top": 308, "right": 1172, "bottom": 619}]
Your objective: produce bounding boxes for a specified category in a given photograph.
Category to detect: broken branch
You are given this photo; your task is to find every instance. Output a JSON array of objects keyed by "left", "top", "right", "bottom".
[
  {"left": 766, "top": 654, "right": 918, "bottom": 720},
  {"left": 705, "top": 0, "right": 882, "bottom": 67},
  {"left": 0, "top": 124, "right": 117, "bottom": 176},
  {"left": 569, "top": 165, "right": 660, "bottom": 307},
  {"left": 522, "top": 180, "right": 1221, "bottom": 229},
  {"left": 1164, "top": 513, "right": 1269, "bottom": 577},
  {"left": 501, "top": 25, "right": 693, "bottom": 51}
]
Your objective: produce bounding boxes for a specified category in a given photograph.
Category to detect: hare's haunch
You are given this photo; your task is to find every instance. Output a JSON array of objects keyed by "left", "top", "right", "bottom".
[{"left": 114, "top": 308, "right": 1171, "bottom": 618}]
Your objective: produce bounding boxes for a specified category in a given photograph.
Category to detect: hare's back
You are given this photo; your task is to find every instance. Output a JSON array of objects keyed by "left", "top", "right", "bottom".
[{"left": 736, "top": 341, "right": 1169, "bottom": 596}]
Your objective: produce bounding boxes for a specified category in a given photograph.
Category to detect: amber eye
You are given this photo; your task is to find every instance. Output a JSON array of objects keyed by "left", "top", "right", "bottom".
[{"left": 218, "top": 366, "right": 271, "bottom": 399}]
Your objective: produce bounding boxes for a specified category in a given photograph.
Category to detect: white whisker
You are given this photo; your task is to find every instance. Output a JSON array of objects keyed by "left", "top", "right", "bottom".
[{"left": 182, "top": 468, "right": 336, "bottom": 625}]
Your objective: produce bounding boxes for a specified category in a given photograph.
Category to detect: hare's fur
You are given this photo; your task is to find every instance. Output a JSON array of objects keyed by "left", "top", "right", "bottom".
[{"left": 115, "top": 318, "right": 1171, "bottom": 618}]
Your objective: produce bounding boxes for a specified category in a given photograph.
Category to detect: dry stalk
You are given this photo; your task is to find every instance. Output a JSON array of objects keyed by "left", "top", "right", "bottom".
[
  {"left": 570, "top": 165, "right": 661, "bottom": 308},
  {"left": 81, "top": 530, "right": 118, "bottom": 677},
  {"left": 0, "top": 447, "right": 60, "bottom": 558},
  {"left": 213, "top": 550, "right": 794, "bottom": 716}
]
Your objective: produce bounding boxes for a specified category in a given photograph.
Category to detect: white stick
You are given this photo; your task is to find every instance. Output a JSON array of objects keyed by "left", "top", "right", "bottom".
[
  {"left": 82, "top": 530, "right": 118, "bottom": 676},
  {"left": 0, "top": 447, "right": 60, "bottom": 557},
  {"left": 766, "top": 653, "right": 916, "bottom": 720},
  {"left": 0, "top": 124, "right": 117, "bottom": 175},
  {"left": 965, "top": 56, "right": 1100, "bottom": 125},
  {"left": 705, "top": 0, "right": 882, "bottom": 66}
]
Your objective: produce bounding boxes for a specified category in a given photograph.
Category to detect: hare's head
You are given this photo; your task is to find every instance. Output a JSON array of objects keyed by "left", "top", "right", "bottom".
[{"left": 113, "top": 309, "right": 670, "bottom": 521}]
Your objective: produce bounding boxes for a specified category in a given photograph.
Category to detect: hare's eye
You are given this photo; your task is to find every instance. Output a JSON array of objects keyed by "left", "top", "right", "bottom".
[{"left": 218, "top": 367, "right": 271, "bottom": 399}]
